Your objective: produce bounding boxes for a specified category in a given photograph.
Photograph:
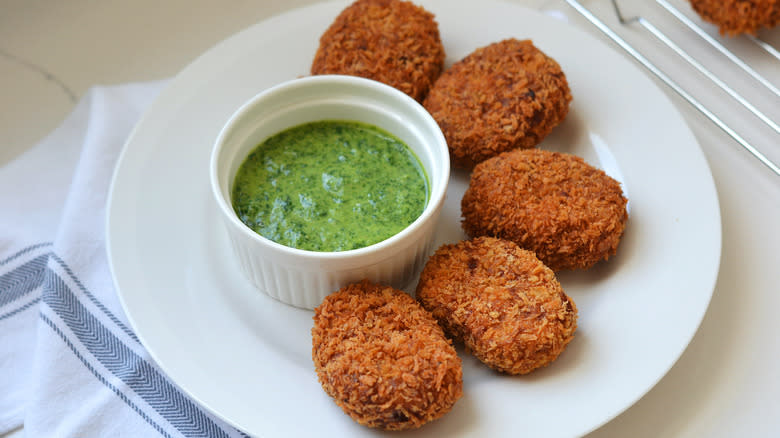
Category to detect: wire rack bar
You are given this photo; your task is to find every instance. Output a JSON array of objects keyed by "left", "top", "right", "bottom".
[
  {"left": 631, "top": 14, "right": 780, "bottom": 134},
  {"left": 748, "top": 35, "right": 780, "bottom": 60},
  {"left": 654, "top": 0, "right": 780, "bottom": 97},
  {"left": 562, "top": 0, "right": 780, "bottom": 177}
]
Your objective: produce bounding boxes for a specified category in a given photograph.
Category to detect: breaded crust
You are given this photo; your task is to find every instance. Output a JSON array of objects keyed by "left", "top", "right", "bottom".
[
  {"left": 690, "top": 0, "right": 779, "bottom": 35},
  {"left": 311, "top": 0, "right": 445, "bottom": 102},
  {"left": 461, "top": 148, "right": 628, "bottom": 271},
  {"left": 423, "top": 38, "right": 572, "bottom": 169},
  {"left": 416, "top": 237, "right": 577, "bottom": 375},
  {"left": 312, "top": 281, "right": 463, "bottom": 430}
]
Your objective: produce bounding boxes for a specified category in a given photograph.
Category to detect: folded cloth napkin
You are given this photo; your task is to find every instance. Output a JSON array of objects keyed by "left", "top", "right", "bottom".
[{"left": 0, "top": 82, "right": 247, "bottom": 437}]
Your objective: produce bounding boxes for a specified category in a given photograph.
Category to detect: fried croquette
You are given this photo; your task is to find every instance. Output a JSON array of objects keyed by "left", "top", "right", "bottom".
[
  {"left": 311, "top": 0, "right": 445, "bottom": 102},
  {"left": 690, "top": 0, "right": 779, "bottom": 35},
  {"left": 461, "top": 148, "right": 628, "bottom": 271},
  {"left": 416, "top": 237, "right": 577, "bottom": 375},
  {"left": 423, "top": 38, "right": 572, "bottom": 169},
  {"left": 312, "top": 281, "right": 463, "bottom": 430}
]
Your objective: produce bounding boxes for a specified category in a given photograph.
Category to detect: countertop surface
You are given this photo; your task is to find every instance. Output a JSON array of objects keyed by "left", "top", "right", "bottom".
[{"left": 2, "top": 0, "right": 778, "bottom": 436}]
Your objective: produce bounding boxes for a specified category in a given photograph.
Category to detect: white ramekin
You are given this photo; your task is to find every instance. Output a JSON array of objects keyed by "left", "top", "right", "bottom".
[{"left": 210, "top": 75, "right": 450, "bottom": 309}]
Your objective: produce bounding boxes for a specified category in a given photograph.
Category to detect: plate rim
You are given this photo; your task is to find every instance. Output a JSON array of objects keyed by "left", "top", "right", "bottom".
[{"left": 106, "top": 0, "right": 722, "bottom": 436}]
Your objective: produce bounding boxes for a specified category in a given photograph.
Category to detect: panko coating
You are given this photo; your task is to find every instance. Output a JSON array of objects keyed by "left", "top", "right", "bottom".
[
  {"left": 423, "top": 38, "right": 572, "bottom": 169},
  {"left": 690, "top": 0, "right": 779, "bottom": 35},
  {"left": 311, "top": 0, "right": 445, "bottom": 102},
  {"left": 461, "top": 148, "right": 628, "bottom": 271},
  {"left": 416, "top": 237, "right": 577, "bottom": 375},
  {"left": 312, "top": 281, "right": 463, "bottom": 430}
]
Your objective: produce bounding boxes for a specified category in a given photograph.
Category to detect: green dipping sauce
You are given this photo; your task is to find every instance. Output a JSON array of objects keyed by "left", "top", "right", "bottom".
[{"left": 231, "top": 120, "right": 429, "bottom": 252}]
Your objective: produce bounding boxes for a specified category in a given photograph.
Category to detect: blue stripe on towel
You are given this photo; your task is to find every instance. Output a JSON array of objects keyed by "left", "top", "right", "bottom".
[
  {"left": 0, "top": 253, "right": 49, "bottom": 308},
  {"left": 49, "top": 252, "right": 140, "bottom": 344},
  {"left": 0, "top": 242, "right": 52, "bottom": 266},
  {"left": 0, "top": 296, "right": 41, "bottom": 321},
  {"left": 40, "top": 312, "right": 173, "bottom": 438},
  {"left": 42, "top": 269, "right": 234, "bottom": 438}
]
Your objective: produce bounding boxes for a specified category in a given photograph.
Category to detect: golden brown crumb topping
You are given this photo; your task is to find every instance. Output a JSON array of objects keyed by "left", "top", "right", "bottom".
[
  {"left": 417, "top": 237, "right": 577, "bottom": 375},
  {"left": 312, "top": 281, "right": 462, "bottom": 430}
]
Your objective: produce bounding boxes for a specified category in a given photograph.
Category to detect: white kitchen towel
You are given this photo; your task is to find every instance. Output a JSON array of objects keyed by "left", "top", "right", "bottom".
[{"left": 0, "top": 82, "right": 247, "bottom": 437}]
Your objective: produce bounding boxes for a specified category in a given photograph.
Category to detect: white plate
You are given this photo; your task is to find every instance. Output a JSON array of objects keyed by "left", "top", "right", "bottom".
[{"left": 106, "top": 0, "right": 721, "bottom": 436}]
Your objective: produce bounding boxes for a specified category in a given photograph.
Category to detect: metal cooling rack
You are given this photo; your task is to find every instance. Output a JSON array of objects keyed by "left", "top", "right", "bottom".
[{"left": 563, "top": 0, "right": 780, "bottom": 176}]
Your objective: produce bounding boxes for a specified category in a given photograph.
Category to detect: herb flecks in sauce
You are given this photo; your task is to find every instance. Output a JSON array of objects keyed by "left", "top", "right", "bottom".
[{"left": 232, "top": 120, "right": 428, "bottom": 252}]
